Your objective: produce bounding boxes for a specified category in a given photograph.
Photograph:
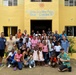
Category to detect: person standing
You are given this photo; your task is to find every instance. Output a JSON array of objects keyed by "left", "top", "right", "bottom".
[
  {"left": 61, "top": 36, "right": 69, "bottom": 53},
  {"left": 0, "top": 32, "right": 6, "bottom": 66},
  {"left": 17, "top": 29, "right": 22, "bottom": 38},
  {"left": 6, "top": 35, "right": 14, "bottom": 53}
]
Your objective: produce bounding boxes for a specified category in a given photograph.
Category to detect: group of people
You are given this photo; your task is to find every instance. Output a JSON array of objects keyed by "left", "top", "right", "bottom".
[{"left": 0, "top": 29, "right": 72, "bottom": 72}]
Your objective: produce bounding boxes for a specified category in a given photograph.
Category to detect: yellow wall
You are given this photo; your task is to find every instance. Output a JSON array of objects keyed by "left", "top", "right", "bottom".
[
  {"left": 24, "top": 0, "right": 59, "bottom": 34},
  {"left": 59, "top": 0, "right": 76, "bottom": 49},
  {"left": 0, "top": 0, "right": 76, "bottom": 35},
  {"left": 0, "top": 0, "right": 24, "bottom": 32},
  {"left": 59, "top": 0, "right": 76, "bottom": 34}
]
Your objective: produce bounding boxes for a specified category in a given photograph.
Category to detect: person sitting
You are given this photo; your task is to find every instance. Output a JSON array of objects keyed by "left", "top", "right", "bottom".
[
  {"left": 11, "top": 50, "right": 23, "bottom": 71},
  {"left": 6, "top": 48, "right": 16, "bottom": 68},
  {"left": 57, "top": 48, "right": 72, "bottom": 72},
  {"left": 50, "top": 50, "right": 57, "bottom": 67},
  {"left": 28, "top": 52, "right": 35, "bottom": 68}
]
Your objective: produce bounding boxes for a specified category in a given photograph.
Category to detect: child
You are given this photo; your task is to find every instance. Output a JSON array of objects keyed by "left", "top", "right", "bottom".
[
  {"left": 11, "top": 50, "right": 23, "bottom": 71},
  {"left": 48, "top": 39, "right": 54, "bottom": 58},
  {"left": 37, "top": 47, "right": 44, "bottom": 66},
  {"left": 54, "top": 42, "right": 61, "bottom": 57},
  {"left": 50, "top": 50, "right": 57, "bottom": 67},
  {"left": 28, "top": 52, "right": 35, "bottom": 68},
  {"left": 42, "top": 41, "right": 49, "bottom": 66},
  {"left": 33, "top": 46, "right": 38, "bottom": 65}
]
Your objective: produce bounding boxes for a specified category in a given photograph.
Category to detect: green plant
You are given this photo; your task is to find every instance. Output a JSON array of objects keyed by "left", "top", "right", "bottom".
[{"left": 68, "top": 37, "right": 75, "bottom": 55}]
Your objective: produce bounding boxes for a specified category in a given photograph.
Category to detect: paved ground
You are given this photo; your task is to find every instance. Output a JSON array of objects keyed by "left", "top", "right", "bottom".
[{"left": 0, "top": 59, "right": 76, "bottom": 75}]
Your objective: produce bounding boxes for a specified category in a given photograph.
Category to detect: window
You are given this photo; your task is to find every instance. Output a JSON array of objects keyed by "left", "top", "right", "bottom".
[
  {"left": 65, "top": 26, "right": 76, "bottom": 36},
  {"left": 4, "top": 26, "right": 17, "bottom": 36},
  {"left": 3, "top": 0, "right": 17, "bottom": 6},
  {"left": 31, "top": 0, "right": 52, "bottom": 2},
  {"left": 65, "top": 0, "right": 76, "bottom": 6}
]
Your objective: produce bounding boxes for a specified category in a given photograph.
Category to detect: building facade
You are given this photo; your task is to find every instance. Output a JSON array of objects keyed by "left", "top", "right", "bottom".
[{"left": 0, "top": 0, "right": 76, "bottom": 37}]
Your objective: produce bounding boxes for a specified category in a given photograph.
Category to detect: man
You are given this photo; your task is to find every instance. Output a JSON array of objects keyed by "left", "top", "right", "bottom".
[
  {"left": 58, "top": 48, "right": 72, "bottom": 72},
  {"left": 47, "top": 28, "right": 52, "bottom": 36},
  {"left": 0, "top": 32, "right": 6, "bottom": 66},
  {"left": 6, "top": 34, "right": 14, "bottom": 52},
  {"left": 54, "top": 30, "right": 59, "bottom": 40},
  {"left": 61, "top": 36, "right": 69, "bottom": 53},
  {"left": 17, "top": 29, "right": 22, "bottom": 38}
]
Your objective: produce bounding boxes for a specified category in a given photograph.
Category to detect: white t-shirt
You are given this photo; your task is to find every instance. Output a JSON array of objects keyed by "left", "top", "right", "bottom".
[
  {"left": 48, "top": 42, "right": 54, "bottom": 51},
  {"left": 8, "top": 52, "right": 16, "bottom": 57},
  {"left": 26, "top": 42, "right": 31, "bottom": 48},
  {"left": 54, "top": 45, "right": 61, "bottom": 52},
  {"left": 13, "top": 37, "right": 19, "bottom": 44}
]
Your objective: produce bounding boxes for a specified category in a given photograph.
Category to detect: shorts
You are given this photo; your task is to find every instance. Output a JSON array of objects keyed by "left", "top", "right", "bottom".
[{"left": 0, "top": 50, "right": 5, "bottom": 57}]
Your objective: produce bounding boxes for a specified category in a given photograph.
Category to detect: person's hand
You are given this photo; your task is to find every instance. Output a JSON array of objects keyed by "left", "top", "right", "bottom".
[{"left": 60, "top": 58, "right": 64, "bottom": 62}]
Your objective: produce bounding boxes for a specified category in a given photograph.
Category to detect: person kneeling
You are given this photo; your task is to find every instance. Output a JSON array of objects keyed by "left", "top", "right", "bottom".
[{"left": 57, "top": 48, "right": 72, "bottom": 72}]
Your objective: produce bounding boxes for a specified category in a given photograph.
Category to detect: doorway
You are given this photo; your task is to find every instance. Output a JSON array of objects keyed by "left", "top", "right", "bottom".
[{"left": 31, "top": 20, "right": 52, "bottom": 34}]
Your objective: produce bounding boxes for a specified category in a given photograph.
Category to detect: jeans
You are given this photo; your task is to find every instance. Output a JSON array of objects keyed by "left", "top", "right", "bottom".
[
  {"left": 43, "top": 52, "right": 49, "bottom": 64},
  {"left": 11, "top": 60, "right": 23, "bottom": 70},
  {"left": 49, "top": 51, "right": 54, "bottom": 58},
  {"left": 28, "top": 60, "right": 35, "bottom": 66},
  {"left": 7, "top": 58, "right": 14, "bottom": 65}
]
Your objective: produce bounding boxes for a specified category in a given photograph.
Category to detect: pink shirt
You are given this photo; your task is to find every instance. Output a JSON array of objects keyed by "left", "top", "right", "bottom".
[
  {"left": 31, "top": 39, "right": 38, "bottom": 48},
  {"left": 15, "top": 54, "right": 22, "bottom": 62},
  {"left": 43, "top": 45, "right": 48, "bottom": 52},
  {"left": 39, "top": 43, "right": 43, "bottom": 49}
]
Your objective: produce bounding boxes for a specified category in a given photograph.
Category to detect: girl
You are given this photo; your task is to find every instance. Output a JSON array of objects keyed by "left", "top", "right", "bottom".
[
  {"left": 38, "top": 47, "right": 44, "bottom": 61},
  {"left": 42, "top": 41, "right": 49, "bottom": 66},
  {"left": 33, "top": 46, "right": 38, "bottom": 65},
  {"left": 37, "top": 47, "right": 44, "bottom": 66},
  {"left": 28, "top": 52, "right": 35, "bottom": 68},
  {"left": 11, "top": 50, "right": 23, "bottom": 71},
  {"left": 31, "top": 36, "right": 38, "bottom": 49}
]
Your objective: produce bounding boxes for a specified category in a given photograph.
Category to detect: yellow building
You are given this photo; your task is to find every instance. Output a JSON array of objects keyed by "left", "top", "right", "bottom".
[{"left": 0, "top": 0, "right": 76, "bottom": 37}]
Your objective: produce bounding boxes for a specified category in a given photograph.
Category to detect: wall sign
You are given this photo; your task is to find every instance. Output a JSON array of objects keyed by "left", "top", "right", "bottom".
[{"left": 26, "top": 10, "right": 55, "bottom": 18}]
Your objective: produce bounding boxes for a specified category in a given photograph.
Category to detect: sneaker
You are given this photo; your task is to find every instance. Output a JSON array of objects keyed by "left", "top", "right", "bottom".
[
  {"left": 29, "top": 66, "right": 32, "bottom": 68},
  {"left": 68, "top": 67, "right": 72, "bottom": 72},
  {"left": 33, "top": 65, "right": 35, "bottom": 68},
  {"left": 0, "top": 64, "right": 4, "bottom": 67},
  {"left": 48, "top": 62, "right": 51, "bottom": 65},
  {"left": 8, "top": 64, "right": 11, "bottom": 68},
  {"left": 13, "top": 67, "right": 17, "bottom": 71}
]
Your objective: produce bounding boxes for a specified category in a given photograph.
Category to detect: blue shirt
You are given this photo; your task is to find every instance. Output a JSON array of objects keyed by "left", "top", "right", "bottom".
[
  {"left": 59, "top": 34, "right": 67, "bottom": 40},
  {"left": 61, "top": 40, "right": 69, "bottom": 52},
  {"left": 0, "top": 37, "right": 6, "bottom": 50},
  {"left": 54, "top": 34, "right": 59, "bottom": 40}
]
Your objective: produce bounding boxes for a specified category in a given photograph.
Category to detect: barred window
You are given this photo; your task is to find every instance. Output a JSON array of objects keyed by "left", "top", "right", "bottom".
[
  {"left": 65, "top": 26, "right": 76, "bottom": 36},
  {"left": 31, "top": 0, "right": 52, "bottom": 2},
  {"left": 4, "top": 26, "right": 17, "bottom": 36},
  {"left": 65, "top": 0, "right": 76, "bottom": 6},
  {"left": 3, "top": 0, "right": 17, "bottom": 6}
]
